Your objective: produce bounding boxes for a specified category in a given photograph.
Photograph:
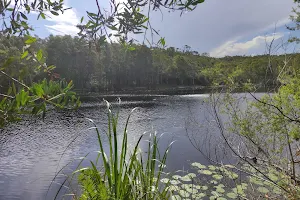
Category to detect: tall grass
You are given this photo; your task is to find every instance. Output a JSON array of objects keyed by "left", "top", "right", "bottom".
[{"left": 74, "top": 101, "right": 172, "bottom": 200}]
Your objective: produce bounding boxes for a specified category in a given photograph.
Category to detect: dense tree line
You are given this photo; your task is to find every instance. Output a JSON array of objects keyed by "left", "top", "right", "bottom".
[{"left": 1, "top": 34, "right": 300, "bottom": 94}]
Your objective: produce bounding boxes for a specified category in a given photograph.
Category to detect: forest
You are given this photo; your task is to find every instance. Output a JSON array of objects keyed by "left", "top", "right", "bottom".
[{"left": 1, "top": 34, "right": 297, "bottom": 94}]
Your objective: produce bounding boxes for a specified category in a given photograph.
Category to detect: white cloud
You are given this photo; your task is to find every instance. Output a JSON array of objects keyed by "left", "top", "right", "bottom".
[
  {"left": 8, "top": 0, "right": 80, "bottom": 36},
  {"left": 145, "top": 0, "right": 294, "bottom": 54},
  {"left": 262, "top": 17, "right": 291, "bottom": 33},
  {"left": 45, "top": 23, "right": 80, "bottom": 36},
  {"left": 45, "top": 5, "right": 80, "bottom": 36},
  {"left": 210, "top": 33, "right": 284, "bottom": 57}
]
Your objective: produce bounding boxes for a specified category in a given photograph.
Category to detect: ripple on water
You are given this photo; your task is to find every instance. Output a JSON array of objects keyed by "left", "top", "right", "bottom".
[{"left": 0, "top": 95, "right": 229, "bottom": 200}]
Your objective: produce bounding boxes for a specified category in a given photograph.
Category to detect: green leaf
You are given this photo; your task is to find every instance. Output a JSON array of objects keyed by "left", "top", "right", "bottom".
[
  {"left": 191, "top": 162, "right": 206, "bottom": 169},
  {"left": 47, "top": 65, "right": 56, "bottom": 71},
  {"left": 20, "top": 12, "right": 28, "bottom": 20},
  {"left": 180, "top": 175, "right": 192, "bottom": 181},
  {"left": 249, "top": 177, "right": 264, "bottom": 185},
  {"left": 273, "top": 187, "right": 282, "bottom": 195},
  {"left": 12, "top": 82, "right": 16, "bottom": 95},
  {"left": 159, "top": 37, "right": 166, "bottom": 46},
  {"left": 128, "top": 46, "right": 135, "bottom": 51},
  {"left": 19, "top": 90, "right": 28, "bottom": 106},
  {"left": 1, "top": 57, "right": 14, "bottom": 69},
  {"left": 268, "top": 173, "right": 278, "bottom": 182},
  {"left": 191, "top": 0, "right": 205, "bottom": 6},
  {"left": 226, "top": 192, "right": 237, "bottom": 199},
  {"left": 21, "top": 51, "right": 29, "bottom": 59},
  {"left": 24, "top": 4, "right": 30, "bottom": 12},
  {"left": 141, "top": 17, "right": 149, "bottom": 24},
  {"left": 212, "top": 174, "right": 223, "bottom": 180},
  {"left": 107, "top": 25, "right": 118, "bottom": 31},
  {"left": 33, "top": 84, "right": 44, "bottom": 97},
  {"left": 170, "top": 180, "right": 181, "bottom": 185},
  {"left": 257, "top": 187, "right": 269, "bottom": 194},
  {"left": 216, "top": 187, "right": 225, "bottom": 193},
  {"left": 187, "top": 173, "right": 196, "bottom": 178},
  {"left": 200, "top": 170, "right": 213, "bottom": 175},
  {"left": 192, "top": 193, "right": 206, "bottom": 199},
  {"left": 25, "top": 37, "right": 37, "bottom": 44},
  {"left": 40, "top": 13, "right": 46, "bottom": 19},
  {"left": 160, "top": 178, "right": 169, "bottom": 183},
  {"left": 87, "top": 11, "right": 98, "bottom": 17},
  {"left": 50, "top": 11, "right": 59, "bottom": 16},
  {"left": 37, "top": 49, "right": 43, "bottom": 62},
  {"left": 178, "top": 190, "right": 190, "bottom": 198},
  {"left": 172, "top": 175, "right": 182, "bottom": 180},
  {"left": 67, "top": 80, "right": 73, "bottom": 89},
  {"left": 202, "top": 186, "right": 208, "bottom": 190},
  {"left": 80, "top": 16, "right": 84, "bottom": 23}
]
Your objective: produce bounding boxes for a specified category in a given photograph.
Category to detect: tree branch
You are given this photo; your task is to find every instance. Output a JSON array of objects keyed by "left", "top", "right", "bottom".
[
  {"left": 0, "top": 70, "right": 30, "bottom": 90},
  {"left": 249, "top": 92, "right": 300, "bottom": 124},
  {"left": 0, "top": 93, "right": 14, "bottom": 99}
]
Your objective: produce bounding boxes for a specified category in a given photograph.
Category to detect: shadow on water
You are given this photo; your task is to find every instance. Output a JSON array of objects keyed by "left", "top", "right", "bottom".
[{"left": 0, "top": 94, "right": 233, "bottom": 200}]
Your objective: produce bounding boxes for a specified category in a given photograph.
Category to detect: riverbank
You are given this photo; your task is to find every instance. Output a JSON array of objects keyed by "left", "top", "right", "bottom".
[
  {"left": 76, "top": 84, "right": 271, "bottom": 102},
  {"left": 76, "top": 85, "right": 213, "bottom": 102}
]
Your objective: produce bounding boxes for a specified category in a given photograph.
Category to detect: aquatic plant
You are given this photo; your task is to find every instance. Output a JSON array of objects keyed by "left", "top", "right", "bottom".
[
  {"left": 74, "top": 101, "right": 172, "bottom": 200},
  {"left": 161, "top": 162, "right": 292, "bottom": 200}
]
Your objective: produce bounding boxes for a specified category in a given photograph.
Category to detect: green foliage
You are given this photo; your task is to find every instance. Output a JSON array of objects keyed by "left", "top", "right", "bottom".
[
  {"left": 3, "top": 32, "right": 300, "bottom": 127},
  {"left": 3, "top": 34, "right": 298, "bottom": 100},
  {"left": 0, "top": 78, "right": 80, "bottom": 127},
  {"left": 76, "top": 0, "right": 205, "bottom": 45},
  {"left": 287, "top": 1, "right": 300, "bottom": 43},
  {"left": 164, "top": 162, "right": 290, "bottom": 199},
  {"left": 0, "top": 36, "right": 80, "bottom": 127},
  {"left": 74, "top": 104, "right": 171, "bottom": 200},
  {"left": 216, "top": 63, "right": 300, "bottom": 199},
  {"left": 0, "top": 0, "right": 66, "bottom": 35},
  {"left": 0, "top": 0, "right": 208, "bottom": 128}
]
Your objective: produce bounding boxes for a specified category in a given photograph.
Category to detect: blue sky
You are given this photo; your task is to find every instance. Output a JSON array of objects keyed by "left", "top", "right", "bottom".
[{"left": 29, "top": 0, "right": 299, "bottom": 57}]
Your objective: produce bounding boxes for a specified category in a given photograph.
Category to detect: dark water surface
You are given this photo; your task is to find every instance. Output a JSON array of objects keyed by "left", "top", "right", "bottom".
[{"left": 0, "top": 94, "right": 231, "bottom": 200}]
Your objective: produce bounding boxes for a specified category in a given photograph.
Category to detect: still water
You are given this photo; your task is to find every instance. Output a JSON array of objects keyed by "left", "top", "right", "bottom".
[{"left": 0, "top": 94, "right": 232, "bottom": 200}]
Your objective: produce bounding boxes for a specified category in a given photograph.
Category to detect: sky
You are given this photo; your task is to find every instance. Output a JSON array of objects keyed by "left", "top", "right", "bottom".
[{"left": 29, "top": 0, "right": 299, "bottom": 57}]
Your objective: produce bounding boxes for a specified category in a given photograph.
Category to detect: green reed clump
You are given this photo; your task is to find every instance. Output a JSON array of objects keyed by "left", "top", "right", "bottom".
[{"left": 76, "top": 101, "right": 172, "bottom": 200}]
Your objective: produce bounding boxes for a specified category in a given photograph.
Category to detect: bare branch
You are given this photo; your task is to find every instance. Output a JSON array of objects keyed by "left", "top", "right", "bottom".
[
  {"left": 0, "top": 93, "right": 14, "bottom": 99},
  {"left": 0, "top": 70, "right": 30, "bottom": 90}
]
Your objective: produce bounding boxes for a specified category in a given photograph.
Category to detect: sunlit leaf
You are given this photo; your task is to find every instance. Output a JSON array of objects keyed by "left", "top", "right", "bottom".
[
  {"left": 257, "top": 187, "right": 269, "bottom": 194},
  {"left": 178, "top": 189, "right": 190, "bottom": 198},
  {"left": 171, "top": 195, "right": 181, "bottom": 200},
  {"left": 191, "top": 162, "right": 206, "bottom": 169},
  {"left": 25, "top": 37, "right": 36, "bottom": 44},
  {"left": 170, "top": 180, "right": 181, "bottom": 185},
  {"left": 200, "top": 170, "right": 213, "bottom": 175},
  {"left": 212, "top": 174, "right": 223, "bottom": 180},
  {"left": 172, "top": 175, "right": 182, "bottom": 180},
  {"left": 180, "top": 175, "right": 191, "bottom": 182},
  {"left": 21, "top": 51, "right": 29, "bottom": 59},
  {"left": 192, "top": 193, "right": 206, "bottom": 199},
  {"left": 160, "top": 178, "right": 169, "bottom": 183},
  {"left": 226, "top": 192, "right": 237, "bottom": 199},
  {"left": 37, "top": 49, "right": 43, "bottom": 62}
]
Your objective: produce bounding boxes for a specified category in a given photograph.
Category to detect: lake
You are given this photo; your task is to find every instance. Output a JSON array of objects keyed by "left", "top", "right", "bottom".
[{"left": 0, "top": 94, "right": 233, "bottom": 200}]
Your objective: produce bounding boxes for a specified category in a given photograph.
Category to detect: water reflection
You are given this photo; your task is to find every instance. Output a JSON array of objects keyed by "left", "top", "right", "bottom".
[{"left": 0, "top": 94, "right": 231, "bottom": 200}]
